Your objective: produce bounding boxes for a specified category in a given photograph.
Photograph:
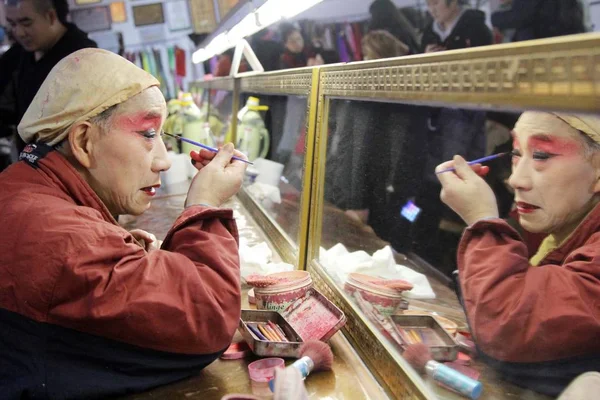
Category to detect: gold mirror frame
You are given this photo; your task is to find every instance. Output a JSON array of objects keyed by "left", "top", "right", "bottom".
[
  {"left": 307, "top": 33, "right": 600, "bottom": 399},
  {"left": 192, "top": 69, "right": 321, "bottom": 268}
]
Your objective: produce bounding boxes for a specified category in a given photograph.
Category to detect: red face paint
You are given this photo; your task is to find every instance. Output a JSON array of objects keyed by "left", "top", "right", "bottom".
[
  {"left": 527, "top": 135, "right": 582, "bottom": 157},
  {"left": 114, "top": 111, "right": 162, "bottom": 132}
]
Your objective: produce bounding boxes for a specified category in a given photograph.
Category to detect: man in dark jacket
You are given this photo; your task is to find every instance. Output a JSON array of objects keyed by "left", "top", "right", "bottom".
[
  {"left": 421, "top": 0, "right": 492, "bottom": 52},
  {"left": 491, "top": 0, "right": 585, "bottom": 42},
  {"left": 2, "top": 0, "right": 97, "bottom": 153},
  {"left": 411, "top": 0, "right": 492, "bottom": 273}
]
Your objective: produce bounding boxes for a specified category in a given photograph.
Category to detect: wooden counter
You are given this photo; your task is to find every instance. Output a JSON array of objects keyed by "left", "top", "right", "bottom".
[{"left": 118, "top": 184, "right": 388, "bottom": 400}]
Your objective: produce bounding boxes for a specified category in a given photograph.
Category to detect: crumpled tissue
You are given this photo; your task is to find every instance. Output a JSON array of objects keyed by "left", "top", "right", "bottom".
[
  {"left": 239, "top": 242, "right": 294, "bottom": 280},
  {"left": 320, "top": 244, "right": 436, "bottom": 299},
  {"left": 246, "top": 182, "right": 281, "bottom": 205}
]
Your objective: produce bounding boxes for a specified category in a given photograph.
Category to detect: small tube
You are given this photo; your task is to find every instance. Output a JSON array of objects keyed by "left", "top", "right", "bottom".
[{"left": 425, "top": 360, "right": 482, "bottom": 399}]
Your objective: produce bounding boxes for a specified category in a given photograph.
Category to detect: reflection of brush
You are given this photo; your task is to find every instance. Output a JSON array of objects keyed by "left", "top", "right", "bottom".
[
  {"left": 370, "top": 279, "right": 414, "bottom": 292},
  {"left": 162, "top": 131, "right": 253, "bottom": 165},
  {"left": 403, "top": 343, "right": 482, "bottom": 399},
  {"left": 269, "top": 340, "right": 333, "bottom": 392},
  {"left": 435, "top": 152, "right": 508, "bottom": 174}
]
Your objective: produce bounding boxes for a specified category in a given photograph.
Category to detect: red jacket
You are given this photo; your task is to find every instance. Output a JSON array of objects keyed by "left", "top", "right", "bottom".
[
  {"left": 458, "top": 204, "right": 600, "bottom": 363},
  {"left": 0, "top": 150, "right": 241, "bottom": 355}
]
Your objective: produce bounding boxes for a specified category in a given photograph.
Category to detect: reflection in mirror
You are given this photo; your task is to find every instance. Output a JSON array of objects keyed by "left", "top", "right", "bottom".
[
  {"left": 317, "top": 95, "right": 600, "bottom": 398},
  {"left": 244, "top": 0, "right": 593, "bottom": 75},
  {"left": 241, "top": 93, "right": 309, "bottom": 249}
]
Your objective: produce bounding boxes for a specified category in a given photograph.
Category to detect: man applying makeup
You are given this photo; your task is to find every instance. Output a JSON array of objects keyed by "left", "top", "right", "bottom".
[{"left": 437, "top": 112, "right": 600, "bottom": 396}]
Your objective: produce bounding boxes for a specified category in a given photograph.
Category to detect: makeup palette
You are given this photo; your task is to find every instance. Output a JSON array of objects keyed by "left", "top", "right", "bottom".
[
  {"left": 239, "top": 288, "right": 346, "bottom": 358},
  {"left": 391, "top": 314, "right": 459, "bottom": 362}
]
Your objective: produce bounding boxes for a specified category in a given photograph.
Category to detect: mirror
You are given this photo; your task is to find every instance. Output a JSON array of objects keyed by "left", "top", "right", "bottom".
[
  {"left": 239, "top": 92, "right": 310, "bottom": 251},
  {"left": 314, "top": 93, "right": 597, "bottom": 398}
]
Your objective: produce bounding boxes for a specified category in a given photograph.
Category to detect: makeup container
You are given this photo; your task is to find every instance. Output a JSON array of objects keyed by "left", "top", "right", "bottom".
[
  {"left": 239, "top": 288, "right": 346, "bottom": 358},
  {"left": 344, "top": 273, "right": 409, "bottom": 316},
  {"left": 247, "top": 358, "right": 285, "bottom": 382},
  {"left": 253, "top": 271, "right": 313, "bottom": 313}
]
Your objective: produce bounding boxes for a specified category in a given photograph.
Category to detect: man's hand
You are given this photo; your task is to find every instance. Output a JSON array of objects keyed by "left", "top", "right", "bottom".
[
  {"left": 185, "top": 143, "right": 248, "bottom": 208},
  {"left": 436, "top": 155, "right": 499, "bottom": 226},
  {"left": 129, "top": 229, "right": 162, "bottom": 252},
  {"left": 425, "top": 44, "right": 446, "bottom": 53}
]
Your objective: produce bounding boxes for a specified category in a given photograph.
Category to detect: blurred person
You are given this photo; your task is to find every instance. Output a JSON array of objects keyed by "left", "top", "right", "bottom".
[
  {"left": 368, "top": 0, "right": 420, "bottom": 54},
  {"left": 2, "top": 0, "right": 97, "bottom": 154},
  {"left": 492, "top": 0, "right": 586, "bottom": 43},
  {"left": 279, "top": 22, "right": 323, "bottom": 69},
  {"left": 411, "top": 0, "right": 492, "bottom": 273},
  {"left": 422, "top": 0, "right": 492, "bottom": 53},
  {"left": 361, "top": 29, "right": 409, "bottom": 60}
]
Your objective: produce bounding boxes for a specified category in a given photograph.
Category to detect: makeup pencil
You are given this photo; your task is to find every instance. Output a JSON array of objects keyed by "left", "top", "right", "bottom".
[
  {"left": 435, "top": 152, "right": 509, "bottom": 174},
  {"left": 162, "top": 131, "right": 253, "bottom": 165}
]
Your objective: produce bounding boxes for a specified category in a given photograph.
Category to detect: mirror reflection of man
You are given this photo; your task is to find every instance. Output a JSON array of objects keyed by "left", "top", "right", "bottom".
[{"left": 2, "top": 0, "right": 97, "bottom": 154}]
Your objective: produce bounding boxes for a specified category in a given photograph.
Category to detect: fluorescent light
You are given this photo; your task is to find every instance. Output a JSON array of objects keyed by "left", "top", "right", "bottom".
[
  {"left": 227, "top": 13, "right": 259, "bottom": 44},
  {"left": 192, "top": 0, "right": 324, "bottom": 64}
]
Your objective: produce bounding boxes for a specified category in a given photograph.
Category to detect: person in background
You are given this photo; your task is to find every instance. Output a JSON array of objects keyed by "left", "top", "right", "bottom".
[
  {"left": 421, "top": 0, "right": 492, "bottom": 53},
  {"left": 411, "top": 0, "right": 492, "bottom": 274},
  {"left": 368, "top": 0, "right": 420, "bottom": 54},
  {"left": 0, "top": 48, "right": 247, "bottom": 398},
  {"left": 279, "top": 22, "right": 323, "bottom": 70},
  {"left": 2, "top": 0, "right": 97, "bottom": 154},
  {"left": 325, "top": 31, "right": 421, "bottom": 251},
  {"left": 491, "top": 0, "right": 586, "bottom": 43},
  {"left": 361, "top": 29, "right": 409, "bottom": 61},
  {"left": 251, "top": 28, "right": 284, "bottom": 72},
  {"left": 437, "top": 112, "right": 600, "bottom": 396}
]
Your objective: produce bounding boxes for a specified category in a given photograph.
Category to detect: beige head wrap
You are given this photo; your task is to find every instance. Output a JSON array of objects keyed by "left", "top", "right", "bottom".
[
  {"left": 18, "top": 48, "right": 160, "bottom": 145},
  {"left": 553, "top": 113, "right": 600, "bottom": 144}
]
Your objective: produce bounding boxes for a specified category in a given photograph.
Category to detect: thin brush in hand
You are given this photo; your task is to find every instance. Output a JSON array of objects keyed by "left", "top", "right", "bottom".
[
  {"left": 435, "top": 152, "right": 508, "bottom": 174},
  {"left": 162, "top": 131, "right": 253, "bottom": 165}
]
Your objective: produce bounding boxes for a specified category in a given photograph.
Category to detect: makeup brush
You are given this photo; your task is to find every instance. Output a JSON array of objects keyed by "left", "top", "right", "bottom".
[
  {"left": 435, "top": 152, "right": 509, "bottom": 174},
  {"left": 269, "top": 340, "right": 334, "bottom": 392},
  {"left": 403, "top": 343, "right": 482, "bottom": 399},
  {"left": 162, "top": 131, "right": 253, "bottom": 165}
]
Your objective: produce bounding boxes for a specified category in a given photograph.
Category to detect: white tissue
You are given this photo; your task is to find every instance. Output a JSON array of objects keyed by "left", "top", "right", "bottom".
[
  {"left": 320, "top": 244, "right": 436, "bottom": 299},
  {"left": 239, "top": 242, "right": 294, "bottom": 279},
  {"left": 246, "top": 182, "right": 282, "bottom": 204}
]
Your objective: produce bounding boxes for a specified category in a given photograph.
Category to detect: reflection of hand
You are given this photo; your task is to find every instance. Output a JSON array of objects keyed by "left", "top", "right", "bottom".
[
  {"left": 425, "top": 44, "right": 446, "bottom": 53},
  {"left": 186, "top": 143, "right": 248, "bottom": 208},
  {"left": 130, "top": 229, "right": 161, "bottom": 252},
  {"left": 345, "top": 209, "right": 369, "bottom": 224},
  {"left": 436, "top": 155, "right": 499, "bottom": 226}
]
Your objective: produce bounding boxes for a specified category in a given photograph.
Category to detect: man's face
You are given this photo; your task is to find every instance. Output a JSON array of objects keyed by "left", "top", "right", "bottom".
[
  {"left": 509, "top": 112, "right": 600, "bottom": 234},
  {"left": 6, "top": 0, "right": 55, "bottom": 52},
  {"left": 85, "top": 87, "right": 171, "bottom": 216},
  {"left": 426, "top": 0, "right": 457, "bottom": 26}
]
